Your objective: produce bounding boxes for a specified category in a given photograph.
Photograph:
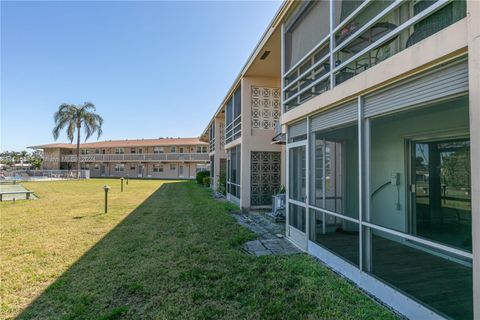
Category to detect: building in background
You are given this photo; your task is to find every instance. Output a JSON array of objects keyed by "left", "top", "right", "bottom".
[{"left": 30, "top": 137, "right": 209, "bottom": 179}]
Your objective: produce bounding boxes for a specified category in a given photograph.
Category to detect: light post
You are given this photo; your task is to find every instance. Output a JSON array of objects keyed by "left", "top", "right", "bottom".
[
  {"left": 120, "top": 177, "right": 124, "bottom": 192},
  {"left": 104, "top": 185, "right": 110, "bottom": 213}
]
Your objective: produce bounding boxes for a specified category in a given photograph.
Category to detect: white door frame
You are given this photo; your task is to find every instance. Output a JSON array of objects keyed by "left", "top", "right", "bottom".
[{"left": 286, "top": 140, "right": 309, "bottom": 251}]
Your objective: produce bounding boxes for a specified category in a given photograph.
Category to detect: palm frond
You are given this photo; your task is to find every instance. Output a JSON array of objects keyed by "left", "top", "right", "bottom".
[
  {"left": 83, "top": 111, "right": 104, "bottom": 141},
  {"left": 66, "top": 120, "right": 76, "bottom": 143},
  {"left": 53, "top": 102, "right": 103, "bottom": 143}
]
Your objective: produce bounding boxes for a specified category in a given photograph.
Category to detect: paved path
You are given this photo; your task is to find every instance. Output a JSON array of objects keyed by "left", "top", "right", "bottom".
[
  {"left": 232, "top": 211, "right": 300, "bottom": 256},
  {"left": 242, "top": 238, "right": 300, "bottom": 256}
]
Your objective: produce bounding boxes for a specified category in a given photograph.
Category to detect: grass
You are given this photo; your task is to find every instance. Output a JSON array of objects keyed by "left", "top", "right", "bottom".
[{"left": 1, "top": 179, "right": 397, "bottom": 319}]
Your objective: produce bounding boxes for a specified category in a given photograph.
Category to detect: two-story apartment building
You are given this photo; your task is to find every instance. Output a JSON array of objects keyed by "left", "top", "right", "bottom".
[
  {"left": 274, "top": 1, "right": 478, "bottom": 319},
  {"left": 31, "top": 137, "right": 209, "bottom": 179},
  {"left": 201, "top": 17, "right": 286, "bottom": 209},
  {"left": 201, "top": 1, "right": 479, "bottom": 319}
]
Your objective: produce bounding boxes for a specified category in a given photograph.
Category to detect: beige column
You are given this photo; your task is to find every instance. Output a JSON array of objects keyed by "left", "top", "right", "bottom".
[
  {"left": 213, "top": 117, "right": 226, "bottom": 191},
  {"left": 467, "top": 1, "right": 480, "bottom": 319},
  {"left": 240, "top": 78, "right": 251, "bottom": 209},
  {"left": 240, "top": 76, "right": 283, "bottom": 209}
]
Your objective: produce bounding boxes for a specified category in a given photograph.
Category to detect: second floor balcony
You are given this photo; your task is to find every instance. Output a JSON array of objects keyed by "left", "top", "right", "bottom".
[
  {"left": 283, "top": 0, "right": 467, "bottom": 112},
  {"left": 47, "top": 153, "right": 210, "bottom": 163}
]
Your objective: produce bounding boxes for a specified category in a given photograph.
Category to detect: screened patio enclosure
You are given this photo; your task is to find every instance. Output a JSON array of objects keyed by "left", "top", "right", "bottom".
[{"left": 285, "top": 59, "right": 472, "bottom": 319}]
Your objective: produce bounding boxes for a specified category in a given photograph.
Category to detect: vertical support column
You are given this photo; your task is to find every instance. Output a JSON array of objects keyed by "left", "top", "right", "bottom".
[
  {"left": 467, "top": 1, "right": 480, "bottom": 318},
  {"left": 214, "top": 119, "right": 220, "bottom": 190},
  {"left": 306, "top": 117, "right": 311, "bottom": 247},
  {"left": 280, "top": 22, "right": 287, "bottom": 191},
  {"left": 329, "top": 0, "right": 335, "bottom": 89},
  {"left": 281, "top": 22, "right": 285, "bottom": 114},
  {"left": 240, "top": 78, "right": 250, "bottom": 209},
  {"left": 286, "top": 131, "right": 290, "bottom": 237},
  {"left": 358, "top": 96, "right": 364, "bottom": 271},
  {"left": 358, "top": 96, "right": 371, "bottom": 272},
  {"left": 322, "top": 138, "right": 327, "bottom": 235}
]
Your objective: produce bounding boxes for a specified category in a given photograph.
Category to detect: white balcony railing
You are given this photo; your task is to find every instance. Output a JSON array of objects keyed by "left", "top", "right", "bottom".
[{"left": 58, "top": 153, "right": 209, "bottom": 163}]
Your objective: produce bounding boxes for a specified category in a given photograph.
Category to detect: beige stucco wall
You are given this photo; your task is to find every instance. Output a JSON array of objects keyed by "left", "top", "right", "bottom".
[
  {"left": 88, "top": 162, "right": 199, "bottom": 179},
  {"left": 80, "top": 145, "right": 206, "bottom": 154},
  {"left": 42, "top": 148, "right": 61, "bottom": 170},
  {"left": 240, "top": 76, "right": 285, "bottom": 209},
  {"left": 41, "top": 142, "right": 207, "bottom": 180}
]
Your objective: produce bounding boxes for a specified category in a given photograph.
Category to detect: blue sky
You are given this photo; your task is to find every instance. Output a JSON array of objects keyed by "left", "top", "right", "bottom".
[{"left": 0, "top": 0, "right": 281, "bottom": 151}]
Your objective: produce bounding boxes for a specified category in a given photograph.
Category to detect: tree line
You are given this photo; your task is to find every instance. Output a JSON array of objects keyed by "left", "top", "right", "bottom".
[{"left": 0, "top": 150, "right": 43, "bottom": 169}]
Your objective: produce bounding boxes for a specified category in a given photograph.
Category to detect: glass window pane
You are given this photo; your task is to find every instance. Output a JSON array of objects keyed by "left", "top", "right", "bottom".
[
  {"left": 285, "top": 0, "right": 330, "bottom": 70},
  {"left": 309, "top": 209, "right": 359, "bottom": 266},
  {"left": 233, "top": 86, "right": 242, "bottom": 118},
  {"left": 369, "top": 228, "right": 473, "bottom": 319},
  {"left": 368, "top": 97, "right": 471, "bottom": 252},
  {"left": 289, "top": 145, "right": 306, "bottom": 201},
  {"left": 227, "top": 146, "right": 241, "bottom": 199},
  {"left": 334, "top": 0, "right": 365, "bottom": 27},
  {"left": 310, "top": 124, "right": 358, "bottom": 219},
  {"left": 413, "top": 139, "right": 471, "bottom": 250},
  {"left": 289, "top": 203, "right": 306, "bottom": 232},
  {"left": 226, "top": 98, "right": 233, "bottom": 125}
]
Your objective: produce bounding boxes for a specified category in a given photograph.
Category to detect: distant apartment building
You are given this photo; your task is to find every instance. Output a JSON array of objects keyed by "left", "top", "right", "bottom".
[
  {"left": 201, "top": 1, "right": 479, "bottom": 319},
  {"left": 30, "top": 138, "right": 209, "bottom": 179}
]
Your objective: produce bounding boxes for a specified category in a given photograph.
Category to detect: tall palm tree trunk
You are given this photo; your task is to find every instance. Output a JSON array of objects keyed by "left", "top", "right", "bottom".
[{"left": 76, "top": 123, "right": 81, "bottom": 179}]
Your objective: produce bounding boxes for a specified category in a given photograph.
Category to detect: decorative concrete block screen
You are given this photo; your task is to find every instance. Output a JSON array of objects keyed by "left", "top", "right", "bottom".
[
  {"left": 251, "top": 151, "right": 281, "bottom": 206},
  {"left": 251, "top": 86, "right": 281, "bottom": 130}
]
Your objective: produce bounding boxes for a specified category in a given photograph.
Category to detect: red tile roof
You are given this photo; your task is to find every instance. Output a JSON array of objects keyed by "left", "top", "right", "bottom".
[{"left": 29, "top": 137, "right": 207, "bottom": 149}]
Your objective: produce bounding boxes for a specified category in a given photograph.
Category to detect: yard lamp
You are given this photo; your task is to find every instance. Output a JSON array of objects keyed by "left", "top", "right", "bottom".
[
  {"left": 120, "top": 177, "right": 124, "bottom": 192},
  {"left": 103, "top": 185, "right": 111, "bottom": 213}
]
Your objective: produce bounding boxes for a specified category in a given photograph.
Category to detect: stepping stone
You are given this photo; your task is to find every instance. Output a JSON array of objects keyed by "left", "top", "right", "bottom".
[{"left": 254, "top": 250, "right": 272, "bottom": 257}]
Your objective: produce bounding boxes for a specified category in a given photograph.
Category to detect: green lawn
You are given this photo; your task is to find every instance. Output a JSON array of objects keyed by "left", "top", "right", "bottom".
[{"left": 1, "top": 179, "right": 397, "bottom": 319}]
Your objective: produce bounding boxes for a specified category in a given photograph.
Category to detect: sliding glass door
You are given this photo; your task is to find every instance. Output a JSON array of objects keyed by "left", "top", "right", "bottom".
[{"left": 410, "top": 137, "right": 471, "bottom": 251}]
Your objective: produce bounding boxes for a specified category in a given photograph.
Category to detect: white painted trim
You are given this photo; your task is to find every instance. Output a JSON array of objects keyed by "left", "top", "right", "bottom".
[
  {"left": 309, "top": 205, "right": 359, "bottom": 224},
  {"left": 226, "top": 193, "right": 240, "bottom": 206},
  {"left": 362, "top": 221, "right": 473, "bottom": 259},
  {"left": 287, "top": 226, "right": 307, "bottom": 251},
  {"left": 286, "top": 140, "right": 307, "bottom": 149}
]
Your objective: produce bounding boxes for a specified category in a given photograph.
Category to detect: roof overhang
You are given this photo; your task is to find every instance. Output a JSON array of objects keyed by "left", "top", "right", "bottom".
[{"left": 201, "top": 0, "right": 295, "bottom": 137}]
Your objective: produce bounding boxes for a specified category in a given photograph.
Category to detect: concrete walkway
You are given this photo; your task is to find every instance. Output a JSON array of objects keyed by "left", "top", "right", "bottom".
[
  {"left": 242, "top": 238, "right": 300, "bottom": 256},
  {"left": 232, "top": 211, "right": 300, "bottom": 256}
]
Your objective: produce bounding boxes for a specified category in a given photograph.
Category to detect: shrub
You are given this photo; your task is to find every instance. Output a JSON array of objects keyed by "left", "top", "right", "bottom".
[
  {"left": 202, "top": 176, "right": 211, "bottom": 187},
  {"left": 196, "top": 171, "right": 210, "bottom": 184}
]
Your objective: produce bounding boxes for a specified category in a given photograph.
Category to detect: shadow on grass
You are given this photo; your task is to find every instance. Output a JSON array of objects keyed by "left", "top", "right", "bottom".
[
  {"left": 16, "top": 181, "right": 249, "bottom": 319},
  {"left": 17, "top": 181, "right": 397, "bottom": 320}
]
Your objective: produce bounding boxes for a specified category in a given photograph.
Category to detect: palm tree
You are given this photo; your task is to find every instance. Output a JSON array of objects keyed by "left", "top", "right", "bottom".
[
  {"left": 19, "top": 151, "right": 28, "bottom": 164},
  {"left": 52, "top": 102, "right": 104, "bottom": 178}
]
